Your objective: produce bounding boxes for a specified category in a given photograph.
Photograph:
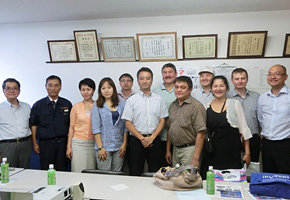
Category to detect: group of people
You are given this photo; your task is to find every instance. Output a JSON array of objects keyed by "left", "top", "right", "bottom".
[{"left": 0, "top": 63, "right": 289, "bottom": 179}]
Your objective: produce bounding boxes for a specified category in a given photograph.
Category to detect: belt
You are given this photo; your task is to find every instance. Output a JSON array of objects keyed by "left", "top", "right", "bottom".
[
  {"left": 142, "top": 134, "right": 152, "bottom": 137},
  {"left": 175, "top": 142, "right": 195, "bottom": 148},
  {"left": 0, "top": 135, "right": 31, "bottom": 143}
]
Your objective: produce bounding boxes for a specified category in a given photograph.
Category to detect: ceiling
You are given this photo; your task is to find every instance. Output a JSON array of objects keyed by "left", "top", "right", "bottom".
[{"left": 1, "top": 0, "right": 290, "bottom": 24}]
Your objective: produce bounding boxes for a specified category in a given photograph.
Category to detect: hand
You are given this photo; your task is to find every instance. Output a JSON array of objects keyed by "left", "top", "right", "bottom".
[
  {"left": 98, "top": 148, "right": 107, "bottom": 162},
  {"left": 141, "top": 136, "right": 154, "bottom": 148},
  {"left": 119, "top": 143, "right": 127, "bottom": 158},
  {"left": 190, "top": 158, "right": 200, "bottom": 169},
  {"left": 165, "top": 150, "right": 172, "bottom": 165},
  {"left": 33, "top": 143, "right": 40, "bottom": 154},
  {"left": 243, "top": 154, "right": 251, "bottom": 166},
  {"left": 66, "top": 147, "right": 73, "bottom": 160}
]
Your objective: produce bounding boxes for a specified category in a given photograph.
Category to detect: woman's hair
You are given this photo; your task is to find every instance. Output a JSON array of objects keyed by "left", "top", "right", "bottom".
[
  {"left": 211, "top": 75, "right": 230, "bottom": 90},
  {"left": 78, "top": 78, "right": 96, "bottom": 91},
  {"left": 96, "top": 77, "right": 119, "bottom": 108}
]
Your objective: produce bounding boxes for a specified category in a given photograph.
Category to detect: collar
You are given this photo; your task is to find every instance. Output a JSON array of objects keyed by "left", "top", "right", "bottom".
[
  {"left": 233, "top": 89, "right": 249, "bottom": 97},
  {"left": 4, "top": 100, "right": 19, "bottom": 108},
  {"left": 174, "top": 95, "right": 192, "bottom": 106},
  {"left": 138, "top": 90, "right": 152, "bottom": 97},
  {"left": 267, "top": 85, "right": 289, "bottom": 97},
  {"left": 118, "top": 90, "right": 135, "bottom": 98},
  {"left": 161, "top": 83, "right": 174, "bottom": 92},
  {"left": 48, "top": 96, "right": 58, "bottom": 103}
]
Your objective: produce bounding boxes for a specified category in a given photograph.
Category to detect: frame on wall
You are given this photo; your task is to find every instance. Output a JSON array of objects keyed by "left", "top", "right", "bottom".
[
  {"left": 74, "top": 30, "right": 100, "bottom": 62},
  {"left": 47, "top": 40, "right": 78, "bottom": 62},
  {"left": 283, "top": 34, "right": 290, "bottom": 57},
  {"left": 182, "top": 34, "right": 217, "bottom": 59},
  {"left": 101, "top": 37, "right": 136, "bottom": 62},
  {"left": 136, "top": 32, "right": 177, "bottom": 61},
  {"left": 227, "top": 31, "right": 268, "bottom": 58}
]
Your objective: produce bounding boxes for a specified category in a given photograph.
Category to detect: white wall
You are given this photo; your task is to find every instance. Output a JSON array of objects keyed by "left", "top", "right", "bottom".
[{"left": 0, "top": 10, "right": 290, "bottom": 105}]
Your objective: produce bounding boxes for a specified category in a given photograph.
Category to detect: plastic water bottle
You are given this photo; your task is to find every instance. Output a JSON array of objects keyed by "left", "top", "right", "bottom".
[
  {"left": 206, "top": 166, "right": 215, "bottom": 195},
  {"left": 47, "top": 164, "right": 56, "bottom": 185},
  {"left": 1, "top": 157, "right": 9, "bottom": 183}
]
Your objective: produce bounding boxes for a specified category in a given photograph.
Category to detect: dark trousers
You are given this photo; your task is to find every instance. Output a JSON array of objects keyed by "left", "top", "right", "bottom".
[
  {"left": 129, "top": 135, "right": 163, "bottom": 176},
  {"left": 0, "top": 139, "right": 32, "bottom": 168},
  {"left": 39, "top": 137, "right": 68, "bottom": 171},
  {"left": 250, "top": 134, "right": 261, "bottom": 162},
  {"left": 262, "top": 137, "right": 290, "bottom": 174}
]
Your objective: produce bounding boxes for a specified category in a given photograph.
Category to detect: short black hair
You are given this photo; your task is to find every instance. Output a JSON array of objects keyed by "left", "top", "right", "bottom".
[
  {"left": 174, "top": 76, "right": 193, "bottom": 89},
  {"left": 46, "top": 75, "right": 62, "bottom": 85},
  {"left": 78, "top": 78, "right": 96, "bottom": 91},
  {"left": 231, "top": 68, "right": 248, "bottom": 79},
  {"left": 2, "top": 78, "right": 21, "bottom": 90},
  {"left": 162, "top": 63, "right": 177, "bottom": 73},
  {"left": 119, "top": 73, "right": 134, "bottom": 82},
  {"left": 137, "top": 67, "right": 153, "bottom": 79},
  {"left": 211, "top": 75, "right": 230, "bottom": 90}
]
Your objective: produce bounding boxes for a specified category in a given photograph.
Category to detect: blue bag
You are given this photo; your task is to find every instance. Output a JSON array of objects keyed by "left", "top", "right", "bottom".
[{"left": 250, "top": 173, "right": 290, "bottom": 199}]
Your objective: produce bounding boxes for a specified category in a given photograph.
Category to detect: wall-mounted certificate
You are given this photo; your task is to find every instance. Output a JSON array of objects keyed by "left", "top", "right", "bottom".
[
  {"left": 74, "top": 30, "right": 100, "bottom": 62},
  {"left": 47, "top": 40, "right": 78, "bottom": 62},
  {"left": 227, "top": 31, "right": 267, "bottom": 58},
  {"left": 183, "top": 34, "right": 217, "bottom": 59},
  {"left": 101, "top": 37, "right": 136, "bottom": 62},
  {"left": 283, "top": 34, "right": 290, "bottom": 57},
  {"left": 136, "top": 32, "right": 177, "bottom": 61}
]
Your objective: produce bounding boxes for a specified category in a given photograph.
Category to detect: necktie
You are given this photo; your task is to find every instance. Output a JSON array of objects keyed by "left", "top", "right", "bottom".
[{"left": 51, "top": 101, "right": 56, "bottom": 109}]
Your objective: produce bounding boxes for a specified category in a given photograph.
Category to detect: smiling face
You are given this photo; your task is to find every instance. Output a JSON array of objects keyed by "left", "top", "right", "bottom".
[
  {"left": 199, "top": 72, "right": 214, "bottom": 88},
  {"left": 174, "top": 81, "right": 192, "bottom": 102},
  {"left": 211, "top": 78, "right": 228, "bottom": 98},
  {"left": 3, "top": 81, "right": 20, "bottom": 102},
  {"left": 101, "top": 81, "right": 113, "bottom": 100},
  {"left": 162, "top": 67, "right": 177, "bottom": 85},
  {"left": 231, "top": 72, "right": 248, "bottom": 90},
  {"left": 46, "top": 79, "right": 61, "bottom": 100},
  {"left": 137, "top": 71, "right": 153, "bottom": 92},
  {"left": 80, "top": 84, "right": 94, "bottom": 101},
  {"left": 267, "top": 65, "right": 288, "bottom": 89}
]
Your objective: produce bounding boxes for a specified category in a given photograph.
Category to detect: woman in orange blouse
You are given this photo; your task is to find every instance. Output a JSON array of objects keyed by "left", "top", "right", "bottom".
[{"left": 66, "top": 78, "right": 96, "bottom": 172}]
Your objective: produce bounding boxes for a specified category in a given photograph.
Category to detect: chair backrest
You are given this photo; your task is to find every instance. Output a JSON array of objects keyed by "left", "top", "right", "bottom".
[{"left": 81, "top": 169, "right": 126, "bottom": 175}]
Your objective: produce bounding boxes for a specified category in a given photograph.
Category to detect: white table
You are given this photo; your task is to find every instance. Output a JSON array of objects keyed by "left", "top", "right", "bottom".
[{"left": 1, "top": 169, "right": 252, "bottom": 200}]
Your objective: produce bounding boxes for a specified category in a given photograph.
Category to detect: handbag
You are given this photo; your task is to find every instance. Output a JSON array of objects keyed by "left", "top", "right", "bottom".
[
  {"left": 250, "top": 172, "right": 290, "bottom": 199},
  {"left": 153, "top": 165, "right": 202, "bottom": 191}
]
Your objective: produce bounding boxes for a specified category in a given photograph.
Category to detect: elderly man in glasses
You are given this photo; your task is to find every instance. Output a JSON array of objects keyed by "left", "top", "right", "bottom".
[
  {"left": 0, "top": 78, "right": 32, "bottom": 168},
  {"left": 258, "top": 64, "right": 290, "bottom": 174}
]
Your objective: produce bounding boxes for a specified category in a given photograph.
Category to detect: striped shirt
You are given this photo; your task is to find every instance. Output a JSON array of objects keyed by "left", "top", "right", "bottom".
[{"left": 121, "top": 91, "right": 168, "bottom": 135}]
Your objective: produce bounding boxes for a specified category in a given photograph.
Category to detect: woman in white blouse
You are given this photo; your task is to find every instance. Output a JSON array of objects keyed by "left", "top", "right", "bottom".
[{"left": 201, "top": 75, "right": 252, "bottom": 178}]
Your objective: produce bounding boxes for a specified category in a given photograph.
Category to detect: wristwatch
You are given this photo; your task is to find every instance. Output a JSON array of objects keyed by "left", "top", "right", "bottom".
[{"left": 97, "top": 146, "right": 103, "bottom": 151}]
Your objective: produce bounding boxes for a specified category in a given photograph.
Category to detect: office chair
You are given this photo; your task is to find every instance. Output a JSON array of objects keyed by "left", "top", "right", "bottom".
[{"left": 81, "top": 169, "right": 126, "bottom": 175}]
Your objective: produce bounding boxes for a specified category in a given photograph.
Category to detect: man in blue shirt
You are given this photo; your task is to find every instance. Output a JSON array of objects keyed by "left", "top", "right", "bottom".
[
  {"left": 0, "top": 78, "right": 32, "bottom": 168},
  {"left": 30, "top": 75, "right": 72, "bottom": 171},
  {"left": 258, "top": 64, "right": 290, "bottom": 174}
]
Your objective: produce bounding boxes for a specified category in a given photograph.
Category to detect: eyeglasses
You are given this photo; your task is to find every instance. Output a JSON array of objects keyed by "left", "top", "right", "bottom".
[
  {"left": 4, "top": 87, "right": 19, "bottom": 91},
  {"left": 120, "top": 79, "right": 132, "bottom": 83},
  {"left": 267, "top": 72, "right": 286, "bottom": 77}
]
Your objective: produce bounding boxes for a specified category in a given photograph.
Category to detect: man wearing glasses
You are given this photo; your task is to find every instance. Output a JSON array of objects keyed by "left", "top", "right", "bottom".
[
  {"left": 258, "top": 64, "right": 290, "bottom": 174},
  {"left": 118, "top": 73, "right": 135, "bottom": 101},
  {"left": 0, "top": 78, "right": 32, "bottom": 168}
]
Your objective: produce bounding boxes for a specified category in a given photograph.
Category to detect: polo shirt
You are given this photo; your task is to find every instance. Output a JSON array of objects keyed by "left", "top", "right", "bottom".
[
  {"left": 30, "top": 96, "right": 72, "bottom": 140},
  {"left": 191, "top": 87, "right": 214, "bottom": 108}
]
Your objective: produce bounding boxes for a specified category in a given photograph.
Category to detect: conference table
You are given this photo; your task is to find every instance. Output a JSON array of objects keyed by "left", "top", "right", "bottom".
[{"left": 1, "top": 169, "right": 253, "bottom": 200}]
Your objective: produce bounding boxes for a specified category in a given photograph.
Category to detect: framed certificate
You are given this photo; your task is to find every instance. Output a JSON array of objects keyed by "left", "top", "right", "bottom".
[
  {"left": 74, "top": 30, "right": 100, "bottom": 62},
  {"left": 47, "top": 40, "right": 78, "bottom": 62},
  {"left": 227, "top": 31, "right": 268, "bottom": 58},
  {"left": 283, "top": 34, "right": 290, "bottom": 57},
  {"left": 136, "top": 32, "right": 177, "bottom": 61},
  {"left": 101, "top": 37, "right": 136, "bottom": 62},
  {"left": 183, "top": 34, "right": 217, "bottom": 59}
]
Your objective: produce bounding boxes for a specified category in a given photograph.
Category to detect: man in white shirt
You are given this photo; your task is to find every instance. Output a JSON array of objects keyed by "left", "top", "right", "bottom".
[
  {"left": 0, "top": 78, "right": 32, "bottom": 168},
  {"left": 192, "top": 66, "right": 215, "bottom": 107},
  {"left": 258, "top": 64, "right": 290, "bottom": 174},
  {"left": 122, "top": 67, "right": 168, "bottom": 176}
]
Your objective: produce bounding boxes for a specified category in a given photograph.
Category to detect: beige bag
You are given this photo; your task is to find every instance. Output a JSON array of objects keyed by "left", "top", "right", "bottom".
[{"left": 153, "top": 165, "right": 202, "bottom": 191}]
